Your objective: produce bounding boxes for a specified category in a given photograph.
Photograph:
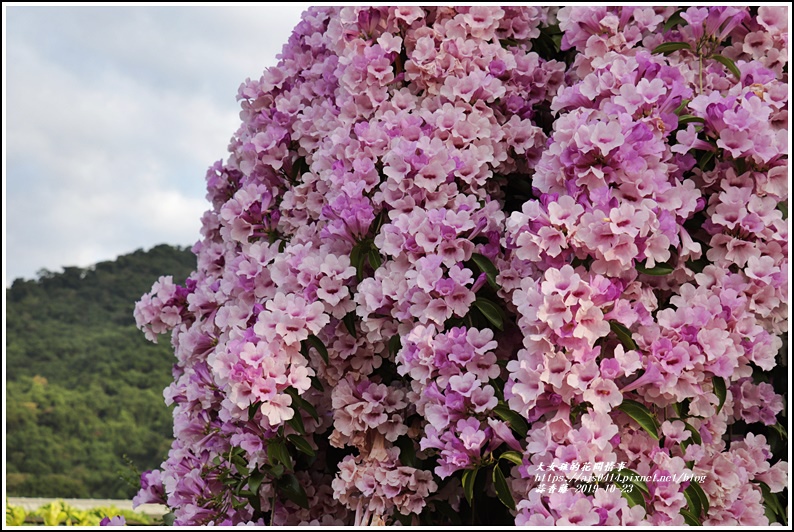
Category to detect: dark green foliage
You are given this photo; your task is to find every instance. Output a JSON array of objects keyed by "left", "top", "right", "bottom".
[{"left": 5, "top": 244, "right": 196, "bottom": 499}]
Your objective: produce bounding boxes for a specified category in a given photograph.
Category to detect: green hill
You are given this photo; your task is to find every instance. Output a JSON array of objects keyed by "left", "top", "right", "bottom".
[{"left": 5, "top": 244, "right": 196, "bottom": 499}]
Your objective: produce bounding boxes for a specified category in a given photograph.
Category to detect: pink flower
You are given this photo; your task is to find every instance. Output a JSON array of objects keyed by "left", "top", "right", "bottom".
[
  {"left": 556, "top": 497, "right": 600, "bottom": 526},
  {"left": 448, "top": 373, "right": 479, "bottom": 397},
  {"left": 537, "top": 294, "right": 572, "bottom": 330},
  {"left": 573, "top": 302, "right": 610, "bottom": 345},
  {"left": 589, "top": 121, "right": 625, "bottom": 155},
  {"left": 717, "top": 129, "right": 754, "bottom": 158},
  {"left": 287, "top": 365, "right": 314, "bottom": 394},
  {"left": 755, "top": 461, "right": 788, "bottom": 492},
  {"left": 470, "top": 386, "right": 498, "bottom": 413},
  {"left": 583, "top": 377, "right": 623, "bottom": 413},
  {"left": 457, "top": 419, "right": 487, "bottom": 453},
  {"left": 661, "top": 420, "right": 692, "bottom": 444},
  {"left": 100, "top": 516, "right": 127, "bottom": 526},
  {"left": 548, "top": 196, "right": 585, "bottom": 229},
  {"left": 613, "top": 345, "right": 643, "bottom": 377},
  {"left": 260, "top": 394, "right": 293, "bottom": 426}
]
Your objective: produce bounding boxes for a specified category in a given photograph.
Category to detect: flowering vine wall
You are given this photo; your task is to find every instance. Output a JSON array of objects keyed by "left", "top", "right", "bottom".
[{"left": 133, "top": 6, "right": 789, "bottom": 526}]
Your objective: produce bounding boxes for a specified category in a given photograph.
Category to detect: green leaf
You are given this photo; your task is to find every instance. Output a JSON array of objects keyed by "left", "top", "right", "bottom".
[
  {"left": 635, "top": 262, "right": 674, "bottom": 276},
  {"left": 278, "top": 474, "right": 309, "bottom": 509},
  {"left": 248, "top": 469, "right": 265, "bottom": 495},
  {"left": 492, "top": 465, "right": 516, "bottom": 511},
  {"left": 711, "top": 54, "right": 741, "bottom": 79},
  {"left": 499, "top": 450, "right": 523, "bottom": 466},
  {"left": 777, "top": 201, "right": 788, "bottom": 220},
  {"left": 285, "top": 388, "right": 319, "bottom": 421},
  {"left": 367, "top": 248, "right": 382, "bottom": 271},
  {"left": 286, "top": 412, "right": 306, "bottom": 435},
  {"left": 735, "top": 157, "right": 748, "bottom": 175},
  {"left": 231, "top": 445, "right": 246, "bottom": 456},
  {"left": 758, "top": 482, "right": 787, "bottom": 524},
  {"left": 490, "top": 377, "right": 506, "bottom": 401},
  {"left": 310, "top": 376, "right": 324, "bottom": 392},
  {"left": 247, "top": 491, "right": 262, "bottom": 514},
  {"left": 267, "top": 440, "right": 293, "bottom": 471},
  {"left": 291, "top": 156, "right": 309, "bottom": 182},
  {"left": 684, "top": 484, "right": 702, "bottom": 517},
  {"left": 673, "top": 399, "right": 690, "bottom": 419},
  {"left": 663, "top": 9, "right": 686, "bottom": 31},
  {"left": 682, "top": 421, "right": 702, "bottom": 446},
  {"left": 264, "top": 463, "right": 285, "bottom": 479},
  {"left": 500, "top": 37, "right": 520, "bottom": 49},
  {"left": 350, "top": 242, "right": 366, "bottom": 281},
  {"left": 712, "top": 376, "right": 726, "bottom": 414},
  {"left": 698, "top": 149, "right": 715, "bottom": 170},
  {"left": 230, "top": 449, "right": 249, "bottom": 473},
  {"left": 222, "top": 472, "right": 240, "bottom": 486},
  {"left": 342, "top": 312, "right": 357, "bottom": 338},
  {"left": 372, "top": 210, "right": 385, "bottom": 235},
  {"left": 305, "top": 334, "right": 329, "bottom": 364},
  {"left": 162, "top": 512, "right": 176, "bottom": 526},
  {"left": 471, "top": 253, "right": 501, "bottom": 290},
  {"left": 248, "top": 400, "right": 262, "bottom": 421},
  {"left": 234, "top": 478, "right": 249, "bottom": 496},
  {"left": 680, "top": 508, "right": 702, "bottom": 526},
  {"left": 287, "top": 434, "right": 316, "bottom": 457},
  {"left": 620, "top": 483, "right": 646, "bottom": 511},
  {"left": 765, "top": 502, "right": 778, "bottom": 524},
  {"left": 350, "top": 241, "right": 362, "bottom": 267},
  {"left": 493, "top": 403, "right": 529, "bottom": 439},
  {"left": 462, "top": 468, "right": 477, "bottom": 505},
  {"left": 652, "top": 41, "right": 692, "bottom": 55},
  {"left": 689, "top": 480, "right": 710, "bottom": 515},
  {"left": 678, "top": 114, "right": 706, "bottom": 126},
  {"left": 610, "top": 321, "right": 637, "bottom": 351},
  {"left": 395, "top": 435, "right": 417, "bottom": 468},
  {"left": 473, "top": 297, "right": 505, "bottom": 331},
  {"left": 299, "top": 341, "right": 309, "bottom": 360},
  {"left": 388, "top": 334, "right": 402, "bottom": 357},
  {"left": 674, "top": 98, "right": 691, "bottom": 116},
  {"left": 617, "top": 399, "right": 660, "bottom": 440}
]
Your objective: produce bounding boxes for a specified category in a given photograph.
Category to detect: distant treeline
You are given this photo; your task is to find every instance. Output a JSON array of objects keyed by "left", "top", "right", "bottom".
[{"left": 6, "top": 244, "right": 196, "bottom": 499}]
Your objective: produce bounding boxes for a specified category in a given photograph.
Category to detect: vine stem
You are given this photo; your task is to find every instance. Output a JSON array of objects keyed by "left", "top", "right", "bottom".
[
  {"left": 362, "top": 506, "right": 372, "bottom": 526},
  {"left": 698, "top": 53, "right": 703, "bottom": 95},
  {"left": 353, "top": 498, "right": 363, "bottom": 527}
]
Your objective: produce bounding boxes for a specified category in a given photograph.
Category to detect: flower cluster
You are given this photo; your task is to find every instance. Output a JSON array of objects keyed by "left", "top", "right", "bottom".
[
  {"left": 504, "top": 265, "right": 630, "bottom": 418},
  {"left": 330, "top": 375, "right": 409, "bottom": 448},
  {"left": 332, "top": 448, "right": 437, "bottom": 524},
  {"left": 134, "top": 6, "right": 788, "bottom": 526},
  {"left": 398, "top": 325, "right": 522, "bottom": 478}
]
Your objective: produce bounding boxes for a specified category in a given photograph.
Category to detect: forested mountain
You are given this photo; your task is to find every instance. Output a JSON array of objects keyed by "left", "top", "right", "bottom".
[{"left": 6, "top": 244, "right": 196, "bottom": 499}]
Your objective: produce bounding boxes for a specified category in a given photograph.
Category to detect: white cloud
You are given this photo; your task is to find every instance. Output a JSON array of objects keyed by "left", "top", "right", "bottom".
[{"left": 4, "top": 5, "right": 308, "bottom": 285}]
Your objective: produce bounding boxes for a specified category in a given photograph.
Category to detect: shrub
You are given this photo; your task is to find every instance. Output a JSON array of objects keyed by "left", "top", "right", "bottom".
[{"left": 134, "top": 6, "right": 788, "bottom": 526}]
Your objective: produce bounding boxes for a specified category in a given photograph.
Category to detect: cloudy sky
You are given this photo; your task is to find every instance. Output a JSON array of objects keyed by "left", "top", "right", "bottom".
[{"left": 4, "top": 4, "right": 309, "bottom": 286}]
